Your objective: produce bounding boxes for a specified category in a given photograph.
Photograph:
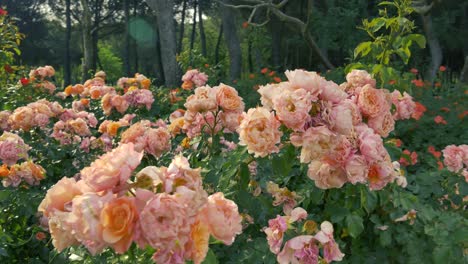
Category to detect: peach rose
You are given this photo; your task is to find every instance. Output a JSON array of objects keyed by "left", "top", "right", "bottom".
[
  {"left": 9, "top": 106, "right": 34, "bottom": 131},
  {"left": 38, "top": 177, "right": 83, "bottom": 218},
  {"left": 345, "top": 70, "right": 376, "bottom": 92},
  {"left": 291, "top": 126, "right": 336, "bottom": 163},
  {"left": 69, "top": 192, "right": 114, "bottom": 255},
  {"left": 100, "top": 196, "right": 139, "bottom": 254},
  {"left": 307, "top": 160, "right": 348, "bottom": 189},
  {"left": 138, "top": 193, "right": 192, "bottom": 248},
  {"left": 257, "top": 83, "right": 281, "bottom": 110},
  {"left": 199, "top": 192, "right": 242, "bottom": 245},
  {"left": 80, "top": 143, "right": 143, "bottom": 192},
  {"left": 238, "top": 107, "right": 282, "bottom": 157},
  {"left": 111, "top": 95, "right": 130, "bottom": 114},
  {"left": 357, "top": 84, "right": 389, "bottom": 118},
  {"left": 367, "top": 110, "right": 395, "bottom": 138},
  {"left": 215, "top": 83, "right": 244, "bottom": 112},
  {"left": 145, "top": 127, "right": 171, "bottom": 158},
  {"left": 187, "top": 218, "right": 211, "bottom": 264},
  {"left": 101, "top": 93, "right": 113, "bottom": 115},
  {"left": 285, "top": 69, "right": 323, "bottom": 101},
  {"left": 184, "top": 86, "right": 217, "bottom": 113},
  {"left": 68, "top": 118, "right": 91, "bottom": 136}
]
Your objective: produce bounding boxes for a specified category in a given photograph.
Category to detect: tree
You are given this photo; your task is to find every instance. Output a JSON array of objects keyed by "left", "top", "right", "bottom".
[
  {"left": 64, "top": 0, "right": 72, "bottom": 85},
  {"left": 226, "top": 0, "right": 335, "bottom": 69},
  {"left": 413, "top": 0, "right": 442, "bottom": 82},
  {"left": 145, "top": 0, "right": 181, "bottom": 87},
  {"left": 80, "top": 0, "right": 94, "bottom": 81},
  {"left": 220, "top": 0, "right": 242, "bottom": 81}
]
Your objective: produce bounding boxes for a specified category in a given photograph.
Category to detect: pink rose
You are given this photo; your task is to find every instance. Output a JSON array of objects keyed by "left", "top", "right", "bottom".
[
  {"left": 443, "top": 145, "right": 465, "bottom": 172},
  {"left": 391, "top": 90, "right": 416, "bottom": 120},
  {"left": 345, "top": 154, "right": 368, "bottom": 184},
  {"left": 368, "top": 161, "right": 394, "bottom": 190},
  {"left": 277, "top": 235, "right": 319, "bottom": 264},
  {"left": 80, "top": 143, "right": 143, "bottom": 192},
  {"left": 264, "top": 215, "right": 288, "bottom": 254},
  {"left": 138, "top": 193, "right": 192, "bottom": 248},
  {"left": 273, "top": 88, "right": 312, "bottom": 131},
  {"left": 357, "top": 124, "right": 388, "bottom": 163},
  {"left": 320, "top": 80, "right": 347, "bottom": 103}
]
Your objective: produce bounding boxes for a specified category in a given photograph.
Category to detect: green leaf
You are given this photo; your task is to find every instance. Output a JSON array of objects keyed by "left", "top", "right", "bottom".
[
  {"left": 202, "top": 249, "right": 219, "bottom": 264},
  {"left": 354, "top": 41, "right": 372, "bottom": 59},
  {"left": 346, "top": 214, "right": 364, "bottom": 238},
  {"left": 407, "top": 34, "right": 426, "bottom": 48},
  {"left": 379, "top": 230, "right": 392, "bottom": 247}
]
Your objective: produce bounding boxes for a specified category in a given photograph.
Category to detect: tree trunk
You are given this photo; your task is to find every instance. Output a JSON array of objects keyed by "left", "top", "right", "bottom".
[
  {"left": 80, "top": 0, "right": 94, "bottom": 82},
  {"left": 198, "top": 2, "right": 207, "bottom": 57},
  {"left": 270, "top": 16, "right": 282, "bottom": 71},
  {"left": 460, "top": 56, "right": 468, "bottom": 84},
  {"left": 91, "top": 0, "right": 102, "bottom": 72},
  {"left": 215, "top": 23, "right": 223, "bottom": 65},
  {"left": 177, "top": 0, "right": 187, "bottom": 54},
  {"left": 220, "top": 0, "right": 242, "bottom": 81},
  {"left": 422, "top": 14, "right": 442, "bottom": 82},
  {"left": 64, "top": 0, "right": 71, "bottom": 85},
  {"left": 190, "top": 0, "right": 197, "bottom": 51},
  {"left": 145, "top": 0, "right": 180, "bottom": 87},
  {"left": 124, "top": 0, "right": 131, "bottom": 75},
  {"left": 133, "top": 0, "right": 139, "bottom": 73},
  {"left": 154, "top": 16, "right": 165, "bottom": 85}
]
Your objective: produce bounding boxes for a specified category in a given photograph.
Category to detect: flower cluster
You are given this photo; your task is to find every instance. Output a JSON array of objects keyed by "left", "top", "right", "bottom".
[
  {"left": 102, "top": 89, "right": 154, "bottom": 115},
  {"left": 180, "top": 84, "right": 244, "bottom": 138},
  {"left": 120, "top": 120, "right": 171, "bottom": 159},
  {"left": 1, "top": 160, "right": 45, "bottom": 187},
  {"left": 0, "top": 132, "right": 30, "bottom": 165},
  {"left": 58, "top": 72, "right": 114, "bottom": 100},
  {"left": 117, "top": 73, "right": 151, "bottom": 92},
  {"left": 98, "top": 114, "right": 135, "bottom": 137},
  {"left": 38, "top": 150, "right": 242, "bottom": 263},
  {"left": 181, "top": 69, "right": 208, "bottom": 90},
  {"left": 264, "top": 207, "right": 344, "bottom": 264},
  {"left": 442, "top": 145, "right": 468, "bottom": 181},
  {"left": 5, "top": 99, "right": 63, "bottom": 131},
  {"left": 266, "top": 181, "right": 301, "bottom": 214},
  {"left": 249, "top": 69, "right": 413, "bottom": 190},
  {"left": 51, "top": 109, "right": 98, "bottom": 145},
  {"left": 21, "top": 65, "right": 56, "bottom": 94}
]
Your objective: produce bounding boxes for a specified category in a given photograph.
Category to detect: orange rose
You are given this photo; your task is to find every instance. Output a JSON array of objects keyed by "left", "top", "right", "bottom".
[
  {"left": 0, "top": 164, "right": 9, "bottom": 177},
  {"left": 91, "top": 89, "right": 101, "bottom": 99},
  {"left": 80, "top": 98, "right": 90, "bottom": 106},
  {"left": 107, "top": 122, "right": 121, "bottom": 137},
  {"left": 64, "top": 85, "right": 73, "bottom": 96},
  {"left": 182, "top": 80, "right": 194, "bottom": 90},
  {"left": 140, "top": 79, "right": 151, "bottom": 89},
  {"left": 100, "top": 197, "right": 139, "bottom": 254}
]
